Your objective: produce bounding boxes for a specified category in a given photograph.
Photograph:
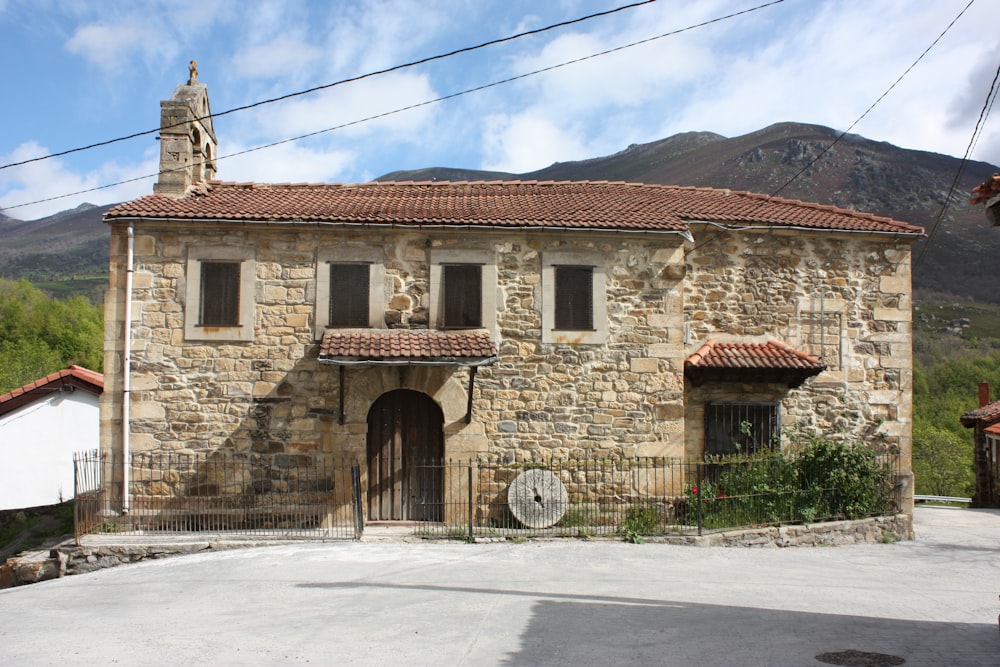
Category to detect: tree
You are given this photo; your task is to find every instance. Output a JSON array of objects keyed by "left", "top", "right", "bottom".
[
  {"left": 912, "top": 422, "right": 974, "bottom": 498},
  {"left": 0, "top": 279, "right": 103, "bottom": 393}
]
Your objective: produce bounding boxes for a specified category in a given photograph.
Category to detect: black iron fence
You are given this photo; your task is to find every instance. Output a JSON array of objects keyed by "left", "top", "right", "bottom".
[
  {"left": 73, "top": 450, "right": 362, "bottom": 542},
  {"left": 74, "top": 448, "right": 903, "bottom": 542}
]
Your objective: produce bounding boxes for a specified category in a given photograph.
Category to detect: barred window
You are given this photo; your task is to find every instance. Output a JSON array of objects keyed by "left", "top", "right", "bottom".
[{"left": 705, "top": 402, "right": 780, "bottom": 456}]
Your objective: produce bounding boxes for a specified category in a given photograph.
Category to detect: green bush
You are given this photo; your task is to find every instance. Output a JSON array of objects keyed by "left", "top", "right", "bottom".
[{"left": 688, "top": 439, "right": 894, "bottom": 529}]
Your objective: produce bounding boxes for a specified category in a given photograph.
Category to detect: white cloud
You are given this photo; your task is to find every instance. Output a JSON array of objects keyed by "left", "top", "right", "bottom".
[
  {"left": 220, "top": 140, "right": 357, "bottom": 185},
  {"left": 64, "top": 22, "right": 156, "bottom": 73},
  {"left": 0, "top": 142, "right": 155, "bottom": 220},
  {"left": 232, "top": 34, "right": 324, "bottom": 81},
  {"left": 480, "top": 112, "right": 589, "bottom": 173}
]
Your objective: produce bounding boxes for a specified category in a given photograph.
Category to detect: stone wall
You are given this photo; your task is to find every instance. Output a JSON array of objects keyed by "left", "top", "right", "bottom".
[
  {"left": 682, "top": 228, "right": 913, "bottom": 475},
  {"left": 100, "top": 221, "right": 914, "bottom": 512},
  {"left": 102, "top": 224, "right": 688, "bottom": 469}
]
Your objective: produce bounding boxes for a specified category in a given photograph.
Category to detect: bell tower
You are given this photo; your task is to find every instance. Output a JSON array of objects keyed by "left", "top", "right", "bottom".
[{"left": 154, "top": 60, "right": 218, "bottom": 196}]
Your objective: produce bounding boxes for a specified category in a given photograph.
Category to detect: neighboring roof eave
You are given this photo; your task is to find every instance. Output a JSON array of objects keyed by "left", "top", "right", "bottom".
[
  {"left": 960, "top": 399, "right": 1000, "bottom": 428},
  {"left": 0, "top": 365, "right": 104, "bottom": 418}
]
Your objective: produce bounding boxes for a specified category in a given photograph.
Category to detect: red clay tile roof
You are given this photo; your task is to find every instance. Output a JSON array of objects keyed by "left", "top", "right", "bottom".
[
  {"left": 318, "top": 329, "right": 498, "bottom": 365},
  {"left": 0, "top": 365, "right": 104, "bottom": 418},
  {"left": 971, "top": 173, "right": 1000, "bottom": 205},
  {"left": 105, "top": 180, "right": 924, "bottom": 236},
  {"left": 985, "top": 423, "right": 1000, "bottom": 437},
  {"left": 960, "top": 400, "right": 1000, "bottom": 427},
  {"left": 685, "top": 340, "right": 825, "bottom": 388}
]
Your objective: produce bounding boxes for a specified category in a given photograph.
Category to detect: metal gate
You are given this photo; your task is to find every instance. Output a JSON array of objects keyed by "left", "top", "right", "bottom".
[{"left": 366, "top": 389, "right": 444, "bottom": 521}]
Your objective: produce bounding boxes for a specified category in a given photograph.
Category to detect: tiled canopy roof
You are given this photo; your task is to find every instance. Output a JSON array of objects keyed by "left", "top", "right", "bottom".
[
  {"left": 970, "top": 173, "right": 1000, "bottom": 205},
  {"left": 106, "top": 180, "right": 924, "bottom": 236},
  {"left": 685, "top": 340, "right": 825, "bottom": 388},
  {"left": 0, "top": 365, "right": 104, "bottom": 418},
  {"left": 318, "top": 329, "right": 498, "bottom": 366},
  {"left": 960, "top": 400, "right": 1000, "bottom": 428}
]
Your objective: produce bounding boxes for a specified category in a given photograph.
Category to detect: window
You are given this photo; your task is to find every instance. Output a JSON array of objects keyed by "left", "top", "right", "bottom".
[
  {"left": 704, "top": 402, "right": 779, "bottom": 456},
  {"left": 429, "top": 249, "right": 496, "bottom": 332},
  {"left": 442, "top": 264, "right": 482, "bottom": 328},
  {"left": 554, "top": 266, "right": 593, "bottom": 331},
  {"left": 199, "top": 261, "right": 240, "bottom": 326},
  {"left": 328, "top": 264, "right": 371, "bottom": 328},
  {"left": 541, "top": 251, "right": 607, "bottom": 345},
  {"left": 184, "top": 246, "right": 255, "bottom": 342},
  {"left": 315, "top": 248, "right": 384, "bottom": 338}
]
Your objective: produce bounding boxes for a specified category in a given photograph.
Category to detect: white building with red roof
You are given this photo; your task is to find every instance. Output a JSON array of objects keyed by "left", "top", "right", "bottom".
[{"left": 0, "top": 366, "right": 103, "bottom": 510}]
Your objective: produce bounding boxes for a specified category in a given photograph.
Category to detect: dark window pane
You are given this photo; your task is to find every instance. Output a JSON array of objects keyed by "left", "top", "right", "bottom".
[
  {"left": 200, "top": 262, "right": 240, "bottom": 326},
  {"left": 442, "top": 264, "right": 481, "bottom": 328},
  {"left": 329, "top": 264, "right": 370, "bottom": 327},
  {"left": 554, "top": 265, "right": 593, "bottom": 330},
  {"left": 704, "top": 402, "right": 780, "bottom": 456}
]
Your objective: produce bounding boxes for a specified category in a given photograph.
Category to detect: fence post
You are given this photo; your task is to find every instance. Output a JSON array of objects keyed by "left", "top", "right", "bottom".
[
  {"left": 351, "top": 464, "right": 364, "bottom": 540},
  {"left": 468, "top": 463, "right": 474, "bottom": 541},
  {"left": 697, "top": 462, "right": 703, "bottom": 537}
]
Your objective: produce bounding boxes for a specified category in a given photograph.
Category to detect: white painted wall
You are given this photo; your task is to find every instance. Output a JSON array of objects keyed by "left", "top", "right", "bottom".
[{"left": 0, "top": 390, "right": 100, "bottom": 510}]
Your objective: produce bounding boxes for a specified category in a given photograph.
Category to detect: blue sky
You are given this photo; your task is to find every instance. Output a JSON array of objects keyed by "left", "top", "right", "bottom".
[{"left": 1, "top": 0, "right": 997, "bottom": 220}]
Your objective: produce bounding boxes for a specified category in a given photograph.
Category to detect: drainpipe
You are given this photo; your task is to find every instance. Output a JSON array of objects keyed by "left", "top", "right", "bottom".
[{"left": 121, "top": 223, "right": 134, "bottom": 514}]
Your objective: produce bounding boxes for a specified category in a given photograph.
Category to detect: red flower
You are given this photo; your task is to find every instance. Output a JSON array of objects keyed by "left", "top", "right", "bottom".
[{"left": 691, "top": 486, "right": 699, "bottom": 494}]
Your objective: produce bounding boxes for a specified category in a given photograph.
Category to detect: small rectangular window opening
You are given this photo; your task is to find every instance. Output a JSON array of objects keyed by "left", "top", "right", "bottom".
[
  {"left": 554, "top": 265, "right": 594, "bottom": 331},
  {"left": 199, "top": 261, "right": 240, "bottom": 326},
  {"left": 704, "top": 402, "right": 780, "bottom": 457},
  {"left": 442, "top": 264, "right": 482, "bottom": 329},
  {"left": 329, "top": 264, "right": 370, "bottom": 328}
]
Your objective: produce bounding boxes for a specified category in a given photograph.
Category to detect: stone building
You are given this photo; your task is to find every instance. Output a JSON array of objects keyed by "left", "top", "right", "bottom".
[{"left": 100, "top": 73, "right": 924, "bottom": 522}]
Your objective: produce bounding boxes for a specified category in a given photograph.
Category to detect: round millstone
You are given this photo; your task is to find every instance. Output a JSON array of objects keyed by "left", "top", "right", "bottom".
[{"left": 507, "top": 469, "right": 568, "bottom": 528}]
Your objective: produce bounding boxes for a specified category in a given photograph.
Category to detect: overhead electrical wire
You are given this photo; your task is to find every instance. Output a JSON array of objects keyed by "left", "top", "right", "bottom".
[
  {"left": 915, "top": 55, "right": 1000, "bottom": 267},
  {"left": 1, "top": 0, "right": 786, "bottom": 213},
  {"left": 685, "top": 0, "right": 977, "bottom": 257},
  {"left": 0, "top": 0, "right": 658, "bottom": 173}
]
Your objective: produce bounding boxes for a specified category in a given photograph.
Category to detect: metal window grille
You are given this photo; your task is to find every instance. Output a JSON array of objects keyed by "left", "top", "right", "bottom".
[
  {"left": 554, "top": 265, "right": 593, "bottom": 330},
  {"left": 199, "top": 261, "right": 240, "bottom": 326},
  {"left": 442, "top": 264, "right": 482, "bottom": 328},
  {"left": 329, "top": 264, "right": 370, "bottom": 327},
  {"left": 705, "top": 402, "right": 780, "bottom": 456}
]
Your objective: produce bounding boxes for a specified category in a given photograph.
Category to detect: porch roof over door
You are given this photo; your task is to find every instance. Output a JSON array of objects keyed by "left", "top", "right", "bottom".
[{"left": 318, "top": 329, "right": 499, "bottom": 367}]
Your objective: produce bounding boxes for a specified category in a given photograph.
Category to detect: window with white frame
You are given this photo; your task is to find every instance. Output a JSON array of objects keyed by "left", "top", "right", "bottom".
[
  {"left": 541, "top": 251, "right": 607, "bottom": 344},
  {"left": 184, "top": 246, "right": 255, "bottom": 342},
  {"left": 429, "top": 249, "right": 496, "bottom": 331},
  {"left": 315, "top": 248, "right": 385, "bottom": 338}
]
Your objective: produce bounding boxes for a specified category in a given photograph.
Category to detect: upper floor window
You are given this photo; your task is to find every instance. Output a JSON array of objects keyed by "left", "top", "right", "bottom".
[
  {"left": 541, "top": 251, "right": 607, "bottom": 345},
  {"left": 442, "top": 264, "right": 483, "bottom": 328},
  {"left": 554, "top": 265, "right": 594, "bottom": 331},
  {"left": 429, "top": 249, "right": 496, "bottom": 332},
  {"left": 199, "top": 261, "right": 240, "bottom": 326},
  {"left": 329, "top": 263, "right": 371, "bottom": 328},
  {"left": 184, "top": 246, "right": 255, "bottom": 342},
  {"left": 315, "top": 248, "right": 385, "bottom": 338}
]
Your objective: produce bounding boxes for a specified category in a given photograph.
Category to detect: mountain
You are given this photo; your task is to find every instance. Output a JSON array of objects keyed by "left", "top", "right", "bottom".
[
  {"left": 0, "top": 202, "right": 114, "bottom": 301},
  {"left": 2, "top": 123, "right": 997, "bottom": 304},
  {"left": 378, "top": 123, "right": 1000, "bottom": 304}
]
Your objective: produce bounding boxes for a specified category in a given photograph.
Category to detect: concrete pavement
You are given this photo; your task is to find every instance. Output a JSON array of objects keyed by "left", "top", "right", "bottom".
[{"left": 1, "top": 506, "right": 998, "bottom": 666}]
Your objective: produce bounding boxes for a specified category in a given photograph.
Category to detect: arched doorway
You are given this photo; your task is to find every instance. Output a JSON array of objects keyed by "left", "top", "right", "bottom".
[{"left": 366, "top": 389, "right": 444, "bottom": 522}]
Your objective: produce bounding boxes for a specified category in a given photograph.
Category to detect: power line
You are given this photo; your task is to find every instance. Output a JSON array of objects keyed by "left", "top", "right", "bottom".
[
  {"left": 686, "top": 0, "right": 976, "bottom": 257},
  {"left": 915, "top": 54, "right": 1000, "bottom": 267},
  {"left": 1, "top": 0, "right": 787, "bottom": 213},
  {"left": 0, "top": 0, "right": 657, "bottom": 173}
]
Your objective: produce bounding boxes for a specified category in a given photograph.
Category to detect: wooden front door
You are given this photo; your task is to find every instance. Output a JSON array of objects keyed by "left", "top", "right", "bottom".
[{"left": 366, "top": 389, "right": 444, "bottom": 522}]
